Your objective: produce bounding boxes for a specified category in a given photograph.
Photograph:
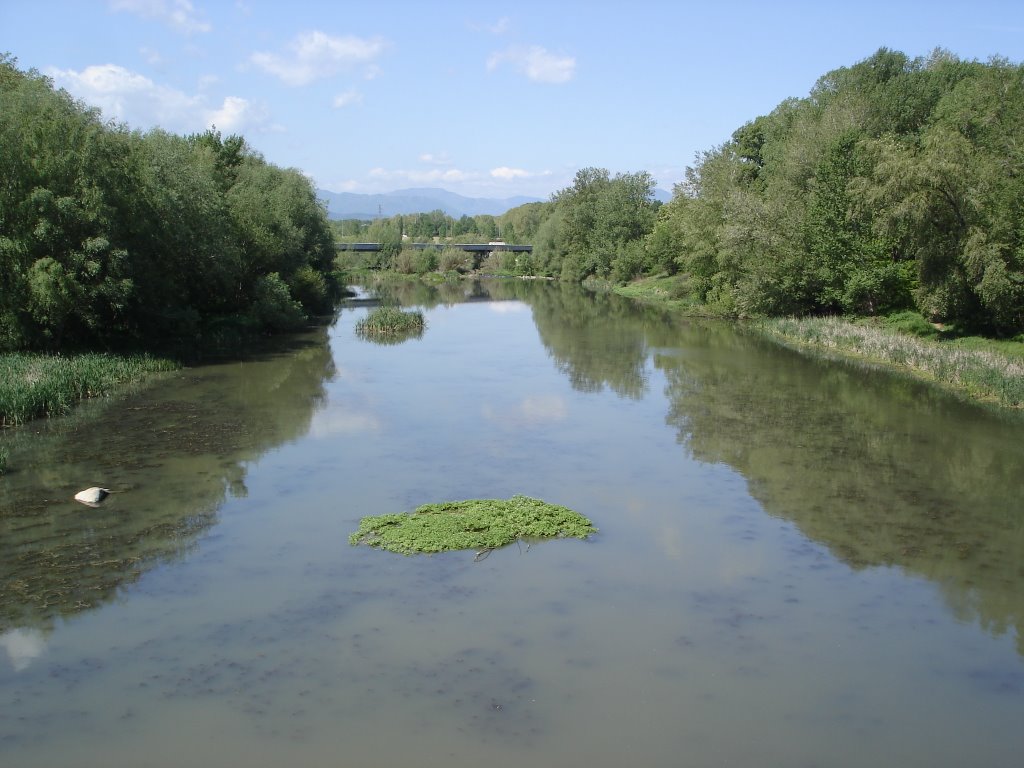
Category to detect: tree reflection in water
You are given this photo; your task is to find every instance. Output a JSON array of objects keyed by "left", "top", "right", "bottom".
[{"left": 0, "top": 327, "right": 335, "bottom": 632}]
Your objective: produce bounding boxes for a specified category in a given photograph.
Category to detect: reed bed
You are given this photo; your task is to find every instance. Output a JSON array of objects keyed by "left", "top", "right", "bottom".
[
  {"left": 0, "top": 352, "right": 178, "bottom": 427},
  {"left": 758, "top": 316, "right": 1024, "bottom": 408},
  {"left": 354, "top": 307, "right": 425, "bottom": 341}
]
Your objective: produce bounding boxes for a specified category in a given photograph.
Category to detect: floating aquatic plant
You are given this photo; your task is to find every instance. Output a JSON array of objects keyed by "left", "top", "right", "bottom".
[{"left": 349, "top": 495, "right": 596, "bottom": 555}]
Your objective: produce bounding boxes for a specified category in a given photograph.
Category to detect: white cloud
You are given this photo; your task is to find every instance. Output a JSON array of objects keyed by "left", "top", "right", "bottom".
[
  {"left": 469, "top": 16, "right": 511, "bottom": 35},
  {"left": 420, "top": 151, "right": 452, "bottom": 166},
  {"left": 490, "top": 166, "right": 554, "bottom": 183},
  {"left": 139, "top": 46, "right": 163, "bottom": 65},
  {"left": 333, "top": 89, "right": 363, "bottom": 108},
  {"left": 490, "top": 166, "right": 530, "bottom": 180},
  {"left": 207, "top": 96, "right": 268, "bottom": 132},
  {"left": 487, "top": 45, "right": 576, "bottom": 84},
  {"left": 250, "top": 31, "right": 387, "bottom": 86},
  {"left": 369, "top": 167, "right": 477, "bottom": 185},
  {"left": 109, "top": 0, "right": 211, "bottom": 34},
  {"left": 47, "top": 64, "right": 270, "bottom": 134},
  {"left": 48, "top": 64, "right": 203, "bottom": 129}
]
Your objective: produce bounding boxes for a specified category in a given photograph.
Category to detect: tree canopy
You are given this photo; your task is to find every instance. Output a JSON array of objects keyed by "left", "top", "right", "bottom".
[
  {"left": 660, "top": 48, "right": 1024, "bottom": 335},
  {"left": 0, "top": 55, "right": 341, "bottom": 353},
  {"left": 495, "top": 48, "right": 1023, "bottom": 336}
]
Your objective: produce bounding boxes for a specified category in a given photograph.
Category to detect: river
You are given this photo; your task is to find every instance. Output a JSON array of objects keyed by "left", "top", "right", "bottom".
[{"left": 1, "top": 279, "right": 1022, "bottom": 767}]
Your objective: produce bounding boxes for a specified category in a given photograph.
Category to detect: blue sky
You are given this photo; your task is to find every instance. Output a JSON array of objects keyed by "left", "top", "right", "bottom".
[{"left": 3, "top": 1, "right": 1023, "bottom": 200}]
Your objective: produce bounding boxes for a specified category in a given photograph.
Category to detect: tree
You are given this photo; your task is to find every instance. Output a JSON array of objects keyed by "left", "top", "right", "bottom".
[
  {"left": 551, "top": 167, "right": 658, "bottom": 280},
  {"left": 0, "top": 56, "right": 341, "bottom": 351}
]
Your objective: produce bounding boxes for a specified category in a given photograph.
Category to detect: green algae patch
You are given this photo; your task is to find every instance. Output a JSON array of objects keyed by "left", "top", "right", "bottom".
[{"left": 349, "top": 495, "right": 596, "bottom": 555}]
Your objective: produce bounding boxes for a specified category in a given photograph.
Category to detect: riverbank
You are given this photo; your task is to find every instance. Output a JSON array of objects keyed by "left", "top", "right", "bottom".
[
  {"left": 756, "top": 316, "right": 1024, "bottom": 408},
  {"left": 0, "top": 352, "right": 179, "bottom": 428},
  {"left": 613, "top": 275, "right": 1024, "bottom": 409}
]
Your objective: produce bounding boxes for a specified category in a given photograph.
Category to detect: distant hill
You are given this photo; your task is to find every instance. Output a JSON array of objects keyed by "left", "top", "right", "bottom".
[{"left": 317, "top": 187, "right": 543, "bottom": 220}]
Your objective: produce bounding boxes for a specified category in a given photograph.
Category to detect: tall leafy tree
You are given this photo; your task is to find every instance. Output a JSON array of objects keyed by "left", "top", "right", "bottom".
[{"left": 0, "top": 56, "right": 341, "bottom": 350}]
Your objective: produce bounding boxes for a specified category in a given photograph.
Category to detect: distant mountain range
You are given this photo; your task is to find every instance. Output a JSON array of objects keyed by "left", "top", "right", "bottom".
[
  {"left": 317, "top": 186, "right": 674, "bottom": 220},
  {"left": 316, "top": 187, "right": 543, "bottom": 220}
]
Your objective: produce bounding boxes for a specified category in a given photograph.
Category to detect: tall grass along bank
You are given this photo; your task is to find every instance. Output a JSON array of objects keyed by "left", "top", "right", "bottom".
[
  {"left": 758, "top": 316, "right": 1024, "bottom": 408},
  {"left": 0, "top": 353, "right": 179, "bottom": 427}
]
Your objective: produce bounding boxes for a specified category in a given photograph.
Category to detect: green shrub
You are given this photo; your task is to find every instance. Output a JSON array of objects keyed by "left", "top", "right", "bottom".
[
  {"left": 438, "top": 247, "right": 473, "bottom": 273},
  {"left": 611, "top": 240, "right": 648, "bottom": 284},
  {"left": 883, "top": 310, "right": 940, "bottom": 339},
  {"left": 391, "top": 249, "right": 416, "bottom": 274},
  {"left": 413, "top": 247, "right": 439, "bottom": 275},
  {"left": 288, "top": 265, "right": 330, "bottom": 315},
  {"left": 250, "top": 272, "right": 305, "bottom": 332}
]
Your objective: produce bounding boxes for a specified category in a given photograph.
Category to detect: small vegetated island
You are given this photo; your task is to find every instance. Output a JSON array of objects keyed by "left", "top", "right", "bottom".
[
  {"left": 349, "top": 495, "right": 596, "bottom": 555},
  {"left": 354, "top": 306, "right": 426, "bottom": 344}
]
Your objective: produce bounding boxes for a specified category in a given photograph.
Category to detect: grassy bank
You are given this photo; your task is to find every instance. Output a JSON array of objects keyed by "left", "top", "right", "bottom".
[
  {"left": 612, "top": 275, "right": 1024, "bottom": 409},
  {"left": 757, "top": 316, "right": 1024, "bottom": 408},
  {"left": 610, "top": 274, "right": 719, "bottom": 315},
  {"left": 0, "top": 352, "right": 179, "bottom": 427}
]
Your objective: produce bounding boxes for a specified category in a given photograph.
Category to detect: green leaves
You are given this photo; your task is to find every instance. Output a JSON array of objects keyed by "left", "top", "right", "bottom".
[
  {"left": 354, "top": 307, "right": 425, "bottom": 344},
  {"left": 0, "top": 57, "right": 340, "bottom": 352},
  {"left": 550, "top": 167, "right": 658, "bottom": 280},
  {"left": 663, "top": 48, "right": 1024, "bottom": 334},
  {"left": 349, "top": 495, "right": 596, "bottom": 555}
]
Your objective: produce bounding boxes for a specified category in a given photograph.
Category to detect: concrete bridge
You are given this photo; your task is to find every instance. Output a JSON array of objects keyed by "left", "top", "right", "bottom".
[{"left": 335, "top": 242, "right": 532, "bottom": 253}]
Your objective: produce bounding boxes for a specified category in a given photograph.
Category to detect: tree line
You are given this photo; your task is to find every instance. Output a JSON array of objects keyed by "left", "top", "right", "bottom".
[
  {"left": 332, "top": 210, "right": 506, "bottom": 244},
  {"left": 500, "top": 48, "right": 1024, "bottom": 337},
  {"left": 0, "top": 55, "right": 341, "bottom": 354}
]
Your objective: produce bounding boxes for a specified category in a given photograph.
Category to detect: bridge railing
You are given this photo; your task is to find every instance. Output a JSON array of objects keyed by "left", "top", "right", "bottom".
[{"left": 335, "top": 242, "right": 532, "bottom": 252}]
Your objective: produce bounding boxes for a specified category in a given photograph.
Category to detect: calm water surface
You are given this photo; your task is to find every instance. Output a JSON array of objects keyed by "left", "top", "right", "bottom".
[{"left": 1, "top": 280, "right": 1022, "bottom": 767}]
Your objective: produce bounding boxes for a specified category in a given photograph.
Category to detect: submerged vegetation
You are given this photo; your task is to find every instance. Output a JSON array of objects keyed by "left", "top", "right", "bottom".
[
  {"left": 349, "top": 495, "right": 596, "bottom": 555},
  {"left": 0, "top": 352, "right": 179, "bottom": 427},
  {"left": 354, "top": 306, "right": 426, "bottom": 343}
]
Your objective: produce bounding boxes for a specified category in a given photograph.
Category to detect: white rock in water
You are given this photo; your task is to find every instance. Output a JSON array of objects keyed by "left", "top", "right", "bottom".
[{"left": 74, "top": 487, "right": 110, "bottom": 506}]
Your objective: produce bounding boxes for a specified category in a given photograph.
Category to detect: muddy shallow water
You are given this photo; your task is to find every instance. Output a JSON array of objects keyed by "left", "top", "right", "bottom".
[{"left": 1, "top": 280, "right": 1022, "bottom": 767}]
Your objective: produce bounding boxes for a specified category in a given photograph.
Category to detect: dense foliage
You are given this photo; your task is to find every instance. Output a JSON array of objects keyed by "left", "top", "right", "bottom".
[
  {"left": 493, "top": 49, "right": 1023, "bottom": 336},
  {"left": 0, "top": 56, "right": 341, "bottom": 353},
  {"left": 653, "top": 48, "right": 1024, "bottom": 335}
]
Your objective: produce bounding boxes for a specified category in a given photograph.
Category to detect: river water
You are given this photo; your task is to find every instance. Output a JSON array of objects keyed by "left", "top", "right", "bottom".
[{"left": 1, "top": 279, "right": 1022, "bottom": 767}]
